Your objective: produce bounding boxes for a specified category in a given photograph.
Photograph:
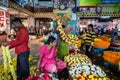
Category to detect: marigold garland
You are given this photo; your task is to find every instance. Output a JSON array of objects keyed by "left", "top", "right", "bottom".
[{"left": 57, "top": 20, "right": 81, "bottom": 49}]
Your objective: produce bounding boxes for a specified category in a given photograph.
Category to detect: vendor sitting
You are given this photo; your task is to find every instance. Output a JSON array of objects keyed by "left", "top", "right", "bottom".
[
  {"left": 37, "top": 36, "right": 66, "bottom": 73},
  {"left": 110, "top": 32, "right": 120, "bottom": 48}
]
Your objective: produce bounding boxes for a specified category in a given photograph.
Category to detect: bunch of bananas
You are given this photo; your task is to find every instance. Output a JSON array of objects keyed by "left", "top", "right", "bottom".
[
  {"left": 64, "top": 53, "right": 91, "bottom": 67},
  {"left": 73, "top": 74, "right": 110, "bottom": 80},
  {"left": 57, "top": 20, "right": 81, "bottom": 48}
]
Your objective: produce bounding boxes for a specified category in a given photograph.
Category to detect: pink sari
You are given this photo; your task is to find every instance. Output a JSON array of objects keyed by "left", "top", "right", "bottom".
[{"left": 39, "top": 44, "right": 66, "bottom": 73}]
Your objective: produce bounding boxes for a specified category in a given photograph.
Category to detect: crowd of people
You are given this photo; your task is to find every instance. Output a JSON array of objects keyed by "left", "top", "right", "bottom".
[
  {"left": 78, "top": 25, "right": 119, "bottom": 37},
  {"left": 27, "top": 24, "right": 51, "bottom": 37}
]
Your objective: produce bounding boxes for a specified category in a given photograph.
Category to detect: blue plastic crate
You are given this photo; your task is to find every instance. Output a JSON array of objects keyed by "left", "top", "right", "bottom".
[
  {"left": 103, "top": 61, "right": 119, "bottom": 72},
  {"left": 93, "top": 47, "right": 107, "bottom": 54}
]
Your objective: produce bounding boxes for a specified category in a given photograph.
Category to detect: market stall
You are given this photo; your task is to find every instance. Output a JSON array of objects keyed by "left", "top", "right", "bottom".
[{"left": 0, "top": 0, "right": 120, "bottom": 80}]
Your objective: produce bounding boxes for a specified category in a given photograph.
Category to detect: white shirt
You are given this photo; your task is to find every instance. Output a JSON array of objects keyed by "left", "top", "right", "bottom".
[{"left": 11, "top": 29, "right": 15, "bottom": 35}]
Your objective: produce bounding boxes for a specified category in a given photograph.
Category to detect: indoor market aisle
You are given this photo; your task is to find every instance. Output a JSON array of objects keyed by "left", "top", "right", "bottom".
[{"left": 0, "top": 37, "right": 44, "bottom": 65}]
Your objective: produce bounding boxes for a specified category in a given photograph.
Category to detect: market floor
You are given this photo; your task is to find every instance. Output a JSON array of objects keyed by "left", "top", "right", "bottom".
[{"left": 0, "top": 37, "right": 44, "bottom": 65}]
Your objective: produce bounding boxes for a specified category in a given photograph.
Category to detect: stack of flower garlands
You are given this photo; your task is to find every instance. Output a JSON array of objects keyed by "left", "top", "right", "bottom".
[
  {"left": 103, "top": 51, "right": 120, "bottom": 64},
  {"left": 64, "top": 51, "right": 110, "bottom": 79},
  {"left": 27, "top": 73, "right": 60, "bottom": 80},
  {"left": 64, "top": 53, "right": 91, "bottom": 67},
  {"left": 69, "top": 63, "right": 110, "bottom": 80},
  {"left": 93, "top": 35, "right": 111, "bottom": 48},
  {"left": 57, "top": 19, "right": 81, "bottom": 49},
  {"left": 0, "top": 46, "right": 37, "bottom": 80},
  {"left": 0, "top": 46, "right": 16, "bottom": 80},
  {"left": 26, "top": 74, "right": 53, "bottom": 80},
  {"left": 73, "top": 74, "right": 110, "bottom": 80}
]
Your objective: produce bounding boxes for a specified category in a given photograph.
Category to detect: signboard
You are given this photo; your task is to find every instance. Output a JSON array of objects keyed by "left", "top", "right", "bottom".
[
  {"left": 0, "top": 9, "right": 10, "bottom": 34},
  {"left": 77, "top": 7, "right": 96, "bottom": 13},
  {"left": 0, "top": 10, "right": 4, "bottom": 25},
  {"left": 6, "top": 11, "right": 10, "bottom": 25},
  {"left": 53, "top": 0, "right": 76, "bottom": 11},
  {"left": 80, "top": 0, "right": 99, "bottom": 6},
  {"left": 96, "top": 6, "right": 102, "bottom": 14},
  {"left": 0, "top": 11, "right": 4, "bottom": 16}
]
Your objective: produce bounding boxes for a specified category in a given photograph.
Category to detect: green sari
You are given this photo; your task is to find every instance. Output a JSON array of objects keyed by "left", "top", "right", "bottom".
[{"left": 57, "top": 41, "right": 69, "bottom": 60}]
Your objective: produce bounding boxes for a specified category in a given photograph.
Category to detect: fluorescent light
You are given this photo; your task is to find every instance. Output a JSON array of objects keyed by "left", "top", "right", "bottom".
[
  {"left": 0, "top": 6, "right": 8, "bottom": 10},
  {"left": 101, "top": 16, "right": 111, "bottom": 19}
]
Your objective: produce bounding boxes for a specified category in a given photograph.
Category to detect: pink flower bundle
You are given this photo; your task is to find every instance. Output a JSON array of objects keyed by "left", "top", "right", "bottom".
[
  {"left": 26, "top": 76, "right": 40, "bottom": 80},
  {"left": 26, "top": 74, "right": 52, "bottom": 80},
  {"left": 41, "top": 74, "right": 52, "bottom": 80}
]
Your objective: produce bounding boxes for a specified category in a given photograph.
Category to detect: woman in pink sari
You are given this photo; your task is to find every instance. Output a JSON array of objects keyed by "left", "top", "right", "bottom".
[{"left": 38, "top": 36, "right": 66, "bottom": 73}]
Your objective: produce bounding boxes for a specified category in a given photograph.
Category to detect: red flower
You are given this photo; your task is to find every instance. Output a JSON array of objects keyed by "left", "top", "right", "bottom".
[
  {"left": 42, "top": 74, "right": 52, "bottom": 80},
  {"left": 26, "top": 76, "right": 40, "bottom": 80}
]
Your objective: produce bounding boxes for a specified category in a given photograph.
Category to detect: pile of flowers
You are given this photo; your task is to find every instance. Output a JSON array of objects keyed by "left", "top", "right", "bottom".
[
  {"left": 73, "top": 73, "right": 110, "bottom": 80},
  {"left": 69, "top": 63, "right": 107, "bottom": 78},
  {"left": 26, "top": 73, "right": 59, "bottom": 80},
  {"left": 0, "top": 46, "right": 16, "bottom": 80},
  {"left": 64, "top": 53, "right": 91, "bottom": 67}
]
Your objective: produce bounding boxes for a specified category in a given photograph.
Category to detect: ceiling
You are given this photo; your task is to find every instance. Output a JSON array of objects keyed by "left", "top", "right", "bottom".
[{"left": 8, "top": 8, "right": 29, "bottom": 18}]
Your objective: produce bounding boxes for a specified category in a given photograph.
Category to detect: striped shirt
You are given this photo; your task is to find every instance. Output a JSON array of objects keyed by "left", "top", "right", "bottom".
[{"left": 84, "top": 31, "right": 96, "bottom": 45}]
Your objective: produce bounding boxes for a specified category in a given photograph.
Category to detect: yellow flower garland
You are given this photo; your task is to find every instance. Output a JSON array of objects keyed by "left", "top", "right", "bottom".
[
  {"left": 1, "top": 46, "right": 16, "bottom": 80},
  {"left": 1, "top": 46, "right": 8, "bottom": 73},
  {"left": 57, "top": 20, "right": 81, "bottom": 49},
  {"left": 0, "top": 48, "right": 36, "bottom": 80}
]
